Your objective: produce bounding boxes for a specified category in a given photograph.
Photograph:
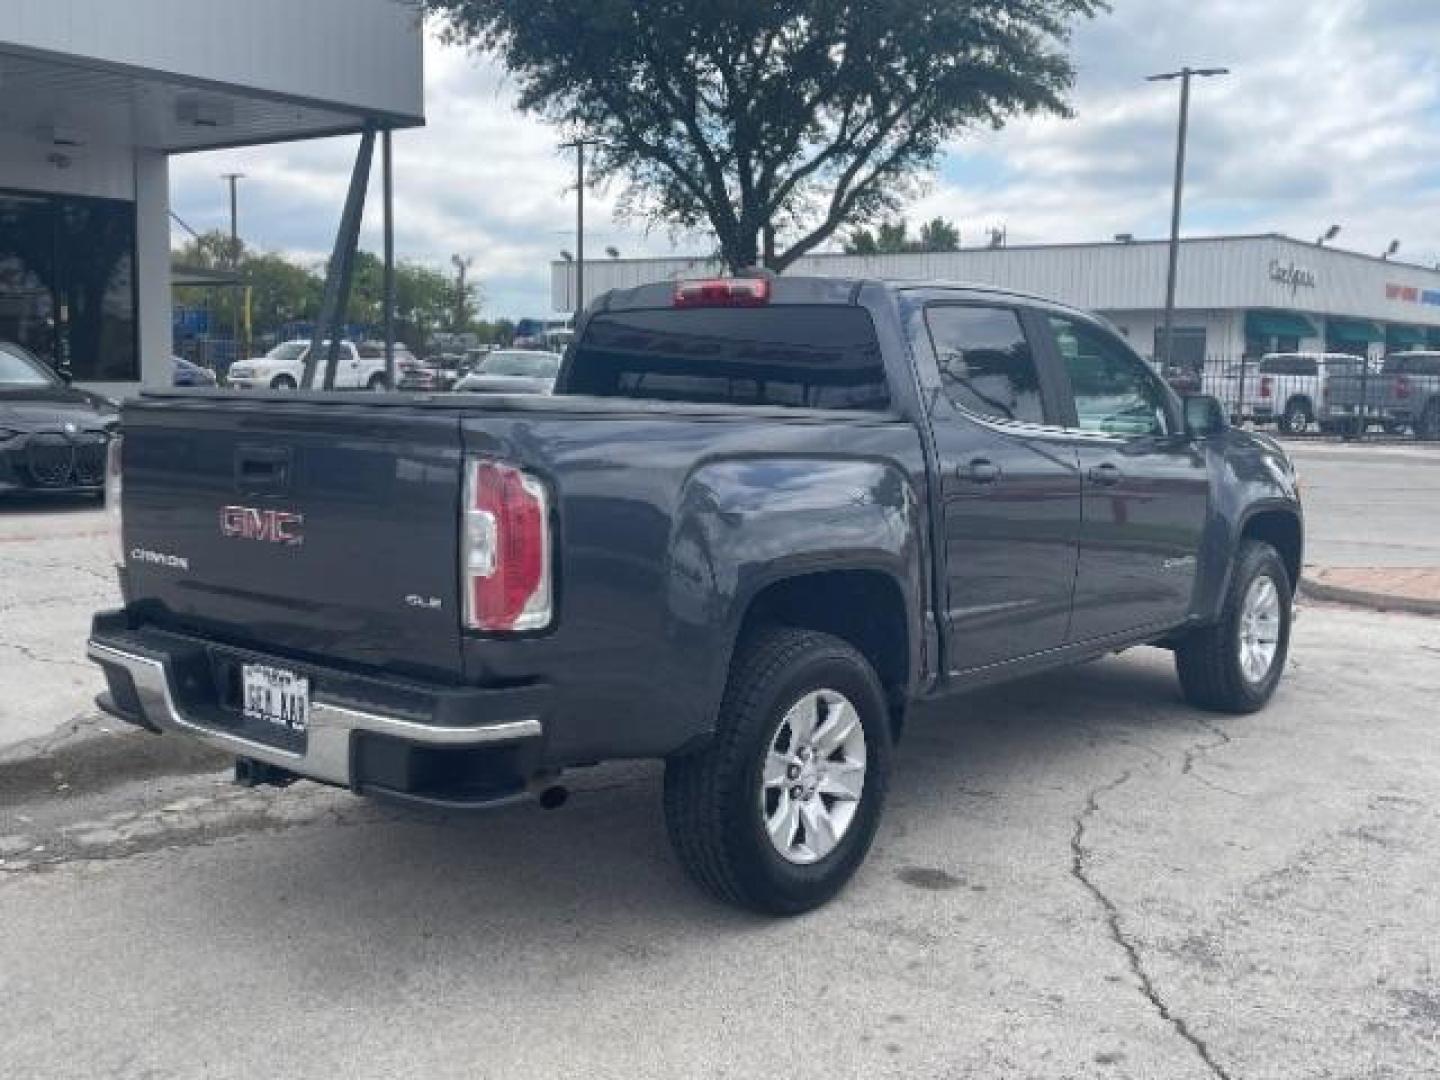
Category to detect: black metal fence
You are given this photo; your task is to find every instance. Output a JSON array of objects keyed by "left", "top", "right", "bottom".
[{"left": 1173, "top": 356, "right": 1440, "bottom": 441}]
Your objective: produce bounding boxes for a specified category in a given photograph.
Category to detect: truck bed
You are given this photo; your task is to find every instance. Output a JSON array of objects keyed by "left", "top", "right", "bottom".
[{"left": 118, "top": 389, "right": 926, "bottom": 763}]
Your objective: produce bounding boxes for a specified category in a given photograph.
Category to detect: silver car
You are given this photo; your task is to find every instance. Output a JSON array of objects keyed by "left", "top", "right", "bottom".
[{"left": 454, "top": 350, "right": 563, "bottom": 396}]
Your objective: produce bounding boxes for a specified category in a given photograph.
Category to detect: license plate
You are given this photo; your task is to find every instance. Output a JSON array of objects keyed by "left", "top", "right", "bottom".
[{"left": 242, "top": 664, "right": 310, "bottom": 734}]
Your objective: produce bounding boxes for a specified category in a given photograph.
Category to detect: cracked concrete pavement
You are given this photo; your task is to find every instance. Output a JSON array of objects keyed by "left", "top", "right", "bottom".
[
  {"left": 2, "top": 595, "right": 1438, "bottom": 1078},
  {"left": 0, "top": 497, "right": 119, "bottom": 760},
  {"left": 2, "top": 459, "right": 1440, "bottom": 1078}
]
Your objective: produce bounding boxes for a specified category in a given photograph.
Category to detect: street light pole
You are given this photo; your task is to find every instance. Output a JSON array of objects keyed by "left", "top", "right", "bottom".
[
  {"left": 560, "top": 138, "right": 603, "bottom": 327},
  {"left": 1148, "top": 67, "right": 1228, "bottom": 370}
]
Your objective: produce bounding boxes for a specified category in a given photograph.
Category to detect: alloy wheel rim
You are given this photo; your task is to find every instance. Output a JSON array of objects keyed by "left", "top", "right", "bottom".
[
  {"left": 1237, "top": 575, "right": 1282, "bottom": 684},
  {"left": 760, "top": 689, "right": 867, "bottom": 865}
]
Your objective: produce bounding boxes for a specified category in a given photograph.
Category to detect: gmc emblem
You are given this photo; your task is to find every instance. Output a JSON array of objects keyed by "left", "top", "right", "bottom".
[{"left": 220, "top": 505, "right": 305, "bottom": 547}]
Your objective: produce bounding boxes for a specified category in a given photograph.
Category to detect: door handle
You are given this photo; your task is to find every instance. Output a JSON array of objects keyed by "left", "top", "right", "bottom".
[
  {"left": 960, "top": 459, "right": 1002, "bottom": 485},
  {"left": 1087, "top": 463, "right": 1123, "bottom": 487},
  {"left": 235, "top": 445, "right": 293, "bottom": 495}
]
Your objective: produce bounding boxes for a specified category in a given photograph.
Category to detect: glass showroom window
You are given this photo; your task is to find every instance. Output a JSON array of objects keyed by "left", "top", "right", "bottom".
[{"left": 0, "top": 190, "right": 138, "bottom": 382}]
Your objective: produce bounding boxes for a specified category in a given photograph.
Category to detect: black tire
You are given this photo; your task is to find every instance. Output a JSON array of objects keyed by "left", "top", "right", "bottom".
[
  {"left": 1175, "top": 540, "right": 1292, "bottom": 714},
  {"left": 367, "top": 374, "right": 389, "bottom": 392},
  {"left": 664, "top": 627, "right": 892, "bottom": 915},
  {"left": 271, "top": 375, "right": 297, "bottom": 391},
  {"left": 1278, "top": 398, "right": 1312, "bottom": 435},
  {"left": 1417, "top": 403, "right": 1440, "bottom": 442}
]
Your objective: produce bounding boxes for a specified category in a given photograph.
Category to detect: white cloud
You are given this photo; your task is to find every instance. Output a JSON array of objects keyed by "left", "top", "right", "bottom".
[{"left": 170, "top": 0, "right": 1440, "bottom": 317}]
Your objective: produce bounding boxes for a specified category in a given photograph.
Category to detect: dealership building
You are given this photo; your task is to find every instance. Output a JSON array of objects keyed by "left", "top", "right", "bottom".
[
  {"left": 0, "top": 0, "right": 424, "bottom": 394},
  {"left": 553, "top": 234, "right": 1440, "bottom": 367}
]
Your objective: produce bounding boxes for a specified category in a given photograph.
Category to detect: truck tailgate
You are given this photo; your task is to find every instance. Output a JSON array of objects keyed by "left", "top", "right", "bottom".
[{"left": 121, "top": 398, "right": 464, "bottom": 681}]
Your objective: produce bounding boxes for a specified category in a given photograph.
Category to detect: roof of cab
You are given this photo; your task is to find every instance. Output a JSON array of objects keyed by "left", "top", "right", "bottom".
[{"left": 596, "top": 275, "right": 1091, "bottom": 318}]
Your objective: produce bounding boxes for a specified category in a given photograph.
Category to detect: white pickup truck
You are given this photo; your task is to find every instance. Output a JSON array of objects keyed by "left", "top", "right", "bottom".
[
  {"left": 227, "top": 340, "right": 412, "bottom": 391},
  {"left": 1210, "top": 353, "right": 1366, "bottom": 434}
]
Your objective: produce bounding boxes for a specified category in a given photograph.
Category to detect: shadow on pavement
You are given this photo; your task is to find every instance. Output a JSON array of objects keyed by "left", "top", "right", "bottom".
[{"left": 165, "top": 648, "right": 1200, "bottom": 950}]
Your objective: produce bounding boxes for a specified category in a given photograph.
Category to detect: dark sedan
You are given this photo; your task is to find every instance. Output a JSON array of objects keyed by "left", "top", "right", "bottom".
[
  {"left": 0, "top": 341, "right": 119, "bottom": 496},
  {"left": 173, "top": 357, "right": 218, "bottom": 387}
]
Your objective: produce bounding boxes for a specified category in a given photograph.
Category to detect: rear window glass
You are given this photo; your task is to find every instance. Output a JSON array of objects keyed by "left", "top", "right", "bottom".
[
  {"left": 1260, "top": 356, "right": 1318, "bottom": 376},
  {"left": 565, "top": 307, "right": 890, "bottom": 411}
]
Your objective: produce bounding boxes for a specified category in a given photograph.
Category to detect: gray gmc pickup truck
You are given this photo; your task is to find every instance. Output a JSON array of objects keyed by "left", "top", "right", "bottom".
[{"left": 89, "top": 276, "right": 1303, "bottom": 914}]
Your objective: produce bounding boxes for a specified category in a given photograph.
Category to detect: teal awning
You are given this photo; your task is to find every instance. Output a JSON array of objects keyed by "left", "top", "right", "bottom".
[
  {"left": 1327, "top": 318, "right": 1384, "bottom": 344},
  {"left": 1428, "top": 328, "right": 1440, "bottom": 348},
  {"left": 1388, "top": 324, "right": 1428, "bottom": 348},
  {"left": 1246, "top": 310, "right": 1318, "bottom": 338}
]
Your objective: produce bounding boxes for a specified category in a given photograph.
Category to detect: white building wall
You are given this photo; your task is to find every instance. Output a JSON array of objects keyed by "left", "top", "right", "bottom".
[
  {"left": 3, "top": 0, "right": 424, "bottom": 121},
  {"left": 556, "top": 236, "right": 1440, "bottom": 331}
]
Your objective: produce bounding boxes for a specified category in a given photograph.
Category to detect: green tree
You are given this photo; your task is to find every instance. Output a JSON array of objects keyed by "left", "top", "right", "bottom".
[
  {"left": 422, "top": 0, "right": 1102, "bottom": 272},
  {"left": 845, "top": 216, "right": 961, "bottom": 255}
]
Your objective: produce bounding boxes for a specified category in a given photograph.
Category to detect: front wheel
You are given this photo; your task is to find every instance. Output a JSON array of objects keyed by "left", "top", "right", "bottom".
[
  {"left": 1175, "top": 540, "right": 1292, "bottom": 714},
  {"left": 270, "top": 375, "right": 297, "bottom": 391},
  {"left": 664, "top": 627, "right": 892, "bottom": 915}
]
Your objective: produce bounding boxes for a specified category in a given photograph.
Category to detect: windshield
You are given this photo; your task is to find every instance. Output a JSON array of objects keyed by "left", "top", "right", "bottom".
[
  {"left": 264, "top": 342, "right": 308, "bottom": 364},
  {"left": 0, "top": 343, "right": 56, "bottom": 387},
  {"left": 481, "top": 352, "right": 561, "bottom": 378}
]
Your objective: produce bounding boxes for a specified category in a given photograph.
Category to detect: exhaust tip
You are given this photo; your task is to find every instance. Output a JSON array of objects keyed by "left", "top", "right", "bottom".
[{"left": 538, "top": 785, "right": 569, "bottom": 810}]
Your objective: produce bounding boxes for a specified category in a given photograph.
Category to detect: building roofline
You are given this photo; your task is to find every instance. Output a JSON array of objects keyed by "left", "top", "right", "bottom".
[{"left": 554, "top": 232, "right": 1440, "bottom": 278}]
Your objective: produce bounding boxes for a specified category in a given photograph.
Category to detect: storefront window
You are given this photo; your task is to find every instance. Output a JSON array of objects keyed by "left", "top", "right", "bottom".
[
  {"left": 1153, "top": 326, "right": 1207, "bottom": 371},
  {"left": 0, "top": 189, "right": 138, "bottom": 382}
]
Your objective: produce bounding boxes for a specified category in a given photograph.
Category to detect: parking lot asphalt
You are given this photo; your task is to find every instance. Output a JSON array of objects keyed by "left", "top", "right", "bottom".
[
  {"left": 1283, "top": 438, "right": 1440, "bottom": 569},
  {"left": 1, "top": 444, "right": 1438, "bottom": 1079}
]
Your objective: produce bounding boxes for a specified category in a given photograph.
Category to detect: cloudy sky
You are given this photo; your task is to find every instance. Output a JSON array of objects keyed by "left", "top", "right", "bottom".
[{"left": 169, "top": 0, "right": 1440, "bottom": 320}]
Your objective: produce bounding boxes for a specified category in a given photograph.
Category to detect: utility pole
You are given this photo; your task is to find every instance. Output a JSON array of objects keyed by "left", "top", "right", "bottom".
[
  {"left": 222, "top": 173, "right": 246, "bottom": 363},
  {"left": 382, "top": 129, "right": 396, "bottom": 389},
  {"left": 1147, "top": 67, "right": 1229, "bottom": 370},
  {"left": 451, "top": 254, "right": 474, "bottom": 334},
  {"left": 560, "top": 138, "right": 603, "bottom": 326}
]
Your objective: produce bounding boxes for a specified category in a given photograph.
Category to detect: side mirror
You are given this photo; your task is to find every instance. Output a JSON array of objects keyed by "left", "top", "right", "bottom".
[{"left": 1183, "top": 394, "right": 1228, "bottom": 438}]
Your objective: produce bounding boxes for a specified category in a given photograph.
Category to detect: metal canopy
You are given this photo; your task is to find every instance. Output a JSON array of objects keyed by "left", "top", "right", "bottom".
[
  {"left": 0, "top": 46, "right": 418, "bottom": 153},
  {"left": 1245, "top": 311, "right": 1318, "bottom": 339},
  {"left": 1327, "top": 319, "right": 1385, "bottom": 344}
]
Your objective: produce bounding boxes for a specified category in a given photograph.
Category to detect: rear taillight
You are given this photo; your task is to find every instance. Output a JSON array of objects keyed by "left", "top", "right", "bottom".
[
  {"left": 673, "top": 277, "right": 771, "bottom": 308},
  {"left": 1395, "top": 376, "right": 1412, "bottom": 399},
  {"left": 462, "top": 459, "right": 552, "bottom": 633},
  {"left": 105, "top": 434, "right": 124, "bottom": 568},
  {"left": 1259, "top": 376, "right": 1273, "bottom": 399}
]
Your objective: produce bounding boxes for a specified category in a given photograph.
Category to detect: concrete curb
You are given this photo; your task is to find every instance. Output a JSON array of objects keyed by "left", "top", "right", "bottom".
[{"left": 1299, "top": 576, "right": 1440, "bottom": 618}]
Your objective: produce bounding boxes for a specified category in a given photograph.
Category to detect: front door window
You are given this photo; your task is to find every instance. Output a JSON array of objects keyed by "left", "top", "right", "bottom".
[{"left": 1051, "top": 316, "right": 1172, "bottom": 437}]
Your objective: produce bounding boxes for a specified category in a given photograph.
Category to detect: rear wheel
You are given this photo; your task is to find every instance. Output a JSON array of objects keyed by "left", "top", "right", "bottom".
[
  {"left": 367, "top": 374, "right": 389, "bottom": 392},
  {"left": 1175, "top": 540, "right": 1292, "bottom": 714},
  {"left": 1279, "top": 398, "right": 1312, "bottom": 435},
  {"left": 664, "top": 627, "right": 891, "bottom": 915}
]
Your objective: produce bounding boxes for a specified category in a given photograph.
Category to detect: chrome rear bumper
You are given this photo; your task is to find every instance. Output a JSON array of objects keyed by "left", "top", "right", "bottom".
[{"left": 87, "top": 639, "right": 544, "bottom": 789}]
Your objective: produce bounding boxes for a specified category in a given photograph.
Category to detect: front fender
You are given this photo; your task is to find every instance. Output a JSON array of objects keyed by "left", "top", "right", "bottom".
[{"left": 1192, "top": 430, "right": 1304, "bottom": 622}]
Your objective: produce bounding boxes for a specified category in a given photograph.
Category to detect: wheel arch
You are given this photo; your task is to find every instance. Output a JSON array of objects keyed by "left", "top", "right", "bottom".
[
  {"left": 732, "top": 568, "right": 914, "bottom": 742},
  {"left": 1240, "top": 506, "right": 1304, "bottom": 592}
]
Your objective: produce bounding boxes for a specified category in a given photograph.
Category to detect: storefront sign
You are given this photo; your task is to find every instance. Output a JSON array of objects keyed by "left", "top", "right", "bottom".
[
  {"left": 1386, "top": 282, "right": 1440, "bottom": 308},
  {"left": 1269, "top": 259, "right": 1317, "bottom": 293}
]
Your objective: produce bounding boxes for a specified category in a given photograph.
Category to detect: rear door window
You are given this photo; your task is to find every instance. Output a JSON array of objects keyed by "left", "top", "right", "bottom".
[
  {"left": 565, "top": 306, "right": 890, "bottom": 410},
  {"left": 924, "top": 305, "right": 1048, "bottom": 425}
]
